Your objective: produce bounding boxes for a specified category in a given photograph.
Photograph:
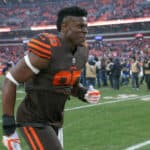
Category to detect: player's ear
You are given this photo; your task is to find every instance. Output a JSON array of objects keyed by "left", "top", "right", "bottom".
[
  {"left": 61, "top": 23, "right": 67, "bottom": 33},
  {"left": 61, "top": 17, "right": 71, "bottom": 33}
]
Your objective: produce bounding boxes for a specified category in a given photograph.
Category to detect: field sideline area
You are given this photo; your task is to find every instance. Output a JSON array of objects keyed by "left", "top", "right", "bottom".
[{"left": 0, "top": 76, "right": 150, "bottom": 150}]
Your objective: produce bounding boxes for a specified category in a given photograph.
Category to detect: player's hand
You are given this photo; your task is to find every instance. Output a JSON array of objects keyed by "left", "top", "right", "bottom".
[
  {"left": 84, "top": 86, "right": 101, "bottom": 104},
  {"left": 2, "top": 131, "right": 21, "bottom": 150}
]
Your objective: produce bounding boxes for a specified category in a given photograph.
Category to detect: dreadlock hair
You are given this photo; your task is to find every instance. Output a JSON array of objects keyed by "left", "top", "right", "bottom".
[{"left": 56, "top": 6, "right": 88, "bottom": 32}]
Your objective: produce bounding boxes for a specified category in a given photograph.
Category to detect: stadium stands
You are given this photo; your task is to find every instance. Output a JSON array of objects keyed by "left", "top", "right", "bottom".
[
  {"left": 0, "top": 45, "right": 24, "bottom": 64},
  {"left": 88, "top": 38, "right": 150, "bottom": 57},
  {"left": 0, "top": 0, "right": 150, "bottom": 28}
]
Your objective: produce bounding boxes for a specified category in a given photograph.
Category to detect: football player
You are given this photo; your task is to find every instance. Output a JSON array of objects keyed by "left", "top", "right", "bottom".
[{"left": 2, "top": 6, "right": 100, "bottom": 149}]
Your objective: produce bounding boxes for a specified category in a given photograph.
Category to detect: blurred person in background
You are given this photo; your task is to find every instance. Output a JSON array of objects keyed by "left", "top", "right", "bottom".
[
  {"left": 85, "top": 55, "right": 97, "bottom": 88},
  {"left": 95, "top": 56, "right": 101, "bottom": 88},
  {"left": 101, "top": 57, "right": 108, "bottom": 87},
  {"left": 120, "top": 59, "right": 130, "bottom": 86},
  {"left": 80, "top": 65, "right": 86, "bottom": 87},
  {"left": 2, "top": 6, "right": 100, "bottom": 150},
  {"left": 130, "top": 56, "right": 141, "bottom": 90},
  {"left": 2, "top": 61, "right": 13, "bottom": 75},
  {"left": 143, "top": 57, "right": 150, "bottom": 91},
  {"left": 111, "top": 57, "right": 122, "bottom": 90},
  {"left": 106, "top": 57, "right": 114, "bottom": 88}
]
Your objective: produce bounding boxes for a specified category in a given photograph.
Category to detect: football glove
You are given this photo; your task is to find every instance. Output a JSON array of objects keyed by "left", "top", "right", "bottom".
[
  {"left": 84, "top": 86, "right": 100, "bottom": 104},
  {"left": 2, "top": 131, "right": 21, "bottom": 150}
]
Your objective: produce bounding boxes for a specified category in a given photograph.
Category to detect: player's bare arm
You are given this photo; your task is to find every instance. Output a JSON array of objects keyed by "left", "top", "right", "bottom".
[{"left": 2, "top": 52, "right": 49, "bottom": 116}]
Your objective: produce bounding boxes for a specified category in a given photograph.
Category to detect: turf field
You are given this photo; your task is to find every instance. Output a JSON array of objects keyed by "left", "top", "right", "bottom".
[{"left": 0, "top": 76, "right": 150, "bottom": 150}]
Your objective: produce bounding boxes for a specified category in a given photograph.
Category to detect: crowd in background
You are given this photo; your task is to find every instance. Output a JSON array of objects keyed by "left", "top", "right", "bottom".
[
  {"left": 81, "top": 53, "right": 150, "bottom": 92},
  {"left": 84, "top": 37, "right": 150, "bottom": 91},
  {"left": 0, "top": 37, "right": 150, "bottom": 90},
  {"left": 89, "top": 38, "right": 150, "bottom": 58},
  {"left": 0, "top": 0, "right": 150, "bottom": 29},
  {"left": 0, "top": 45, "right": 24, "bottom": 64},
  {"left": 1, "top": 38, "right": 149, "bottom": 65}
]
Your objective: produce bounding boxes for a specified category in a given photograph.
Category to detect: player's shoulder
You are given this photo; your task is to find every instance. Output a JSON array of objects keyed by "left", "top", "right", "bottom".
[
  {"left": 30, "top": 32, "right": 60, "bottom": 44},
  {"left": 27, "top": 32, "right": 60, "bottom": 59},
  {"left": 39, "top": 32, "right": 61, "bottom": 47}
]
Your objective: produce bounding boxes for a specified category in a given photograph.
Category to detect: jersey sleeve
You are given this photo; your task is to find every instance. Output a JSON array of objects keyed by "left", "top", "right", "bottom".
[{"left": 27, "top": 33, "right": 60, "bottom": 59}]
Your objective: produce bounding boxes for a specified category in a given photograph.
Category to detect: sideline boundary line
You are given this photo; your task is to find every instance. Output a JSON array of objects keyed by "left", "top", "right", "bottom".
[
  {"left": 65, "top": 95, "right": 150, "bottom": 111},
  {"left": 125, "top": 140, "right": 150, "bottom": 150},
  {"left": 0, "top": 95, "right": 149, "bottom": 123}
]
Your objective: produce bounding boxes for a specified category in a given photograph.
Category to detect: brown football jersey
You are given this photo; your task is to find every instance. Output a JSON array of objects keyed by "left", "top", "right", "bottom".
[{"left": 17, "top": 33, "right": 89, "bottom": 127}]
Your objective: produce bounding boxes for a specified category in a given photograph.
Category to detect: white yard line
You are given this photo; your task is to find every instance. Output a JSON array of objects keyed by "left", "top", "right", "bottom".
[
  {"left": 125, "top": 140, "right": 150, "bottom": 150},
  {"left": 65, "top": 95, "right": 150, "bottom": 111},
  {"left": 0, "top": 95, "right": 148, "bottom": 124}
]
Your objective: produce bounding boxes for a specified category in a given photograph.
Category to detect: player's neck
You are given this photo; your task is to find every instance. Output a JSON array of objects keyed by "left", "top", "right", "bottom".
[{"left": 59, "top": 33, "right": 76, "bottom": 51}]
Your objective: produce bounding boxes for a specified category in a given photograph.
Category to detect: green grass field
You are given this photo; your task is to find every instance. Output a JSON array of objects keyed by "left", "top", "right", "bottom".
[{"left": 0, "top": 76, "right": 150, "bottom": 150}]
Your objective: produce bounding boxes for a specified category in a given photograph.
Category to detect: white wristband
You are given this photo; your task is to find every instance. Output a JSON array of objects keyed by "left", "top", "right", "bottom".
[
  {"left": 6, "top": 72, "right": 19, "bottom": 86},
  {"left": 24, "top": 55, "right": 40, "bottom": 74}
]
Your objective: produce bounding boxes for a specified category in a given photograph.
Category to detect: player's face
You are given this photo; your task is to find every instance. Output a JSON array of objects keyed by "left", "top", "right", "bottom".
[{"left": 64, "top": 16, "right": 88, "bottom": 46}]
